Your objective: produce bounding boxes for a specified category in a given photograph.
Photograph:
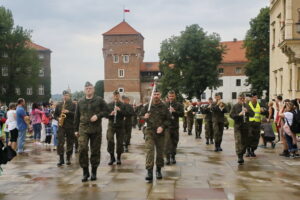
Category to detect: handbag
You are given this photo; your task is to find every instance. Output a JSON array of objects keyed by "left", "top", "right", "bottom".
[{"left": 283, "top": 118, "right": 293, "bottom": 137}]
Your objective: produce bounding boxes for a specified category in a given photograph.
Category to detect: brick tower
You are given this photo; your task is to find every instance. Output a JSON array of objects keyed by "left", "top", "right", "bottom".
[{"left": 102, "top": 21, "right": 144, "bottom": 103}]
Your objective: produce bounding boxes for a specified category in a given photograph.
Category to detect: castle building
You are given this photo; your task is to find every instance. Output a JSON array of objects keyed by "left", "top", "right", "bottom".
[
  {"left": 103, "top": 21, "right": 249, "bottom": 103},
  {"left": 269, "top": 0, "right": 300, "bottom": 100}
]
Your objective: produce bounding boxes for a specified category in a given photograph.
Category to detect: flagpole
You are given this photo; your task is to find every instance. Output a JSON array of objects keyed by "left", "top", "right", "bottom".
[{"left": 123, "top": 5, "right": 125, "bottom": 21}]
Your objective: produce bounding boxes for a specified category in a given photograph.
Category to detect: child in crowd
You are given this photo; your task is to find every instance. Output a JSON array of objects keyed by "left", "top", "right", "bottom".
[
  {"left": 260, "top": 118, "right": 276, "bottom": 148},
  {"left": 43, "top": 103, "right": 52, "bottom": 150}
]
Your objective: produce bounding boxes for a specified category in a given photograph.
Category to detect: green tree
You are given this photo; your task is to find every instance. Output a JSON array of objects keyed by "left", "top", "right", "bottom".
[
  {"left": 244, "top": 7, "right": 270, "bottom": 97},
  {"left": 95, "top": 80, "right": 104, "bottom": 98},
  {"left": 72, "top": 91, "right": 85, "bottom": 100},
  {"left": 159, "top": 24, "right": 224, "bottom": 100},
  {"left": 0, "top": 6, "right": 41, "bottom": 104}
]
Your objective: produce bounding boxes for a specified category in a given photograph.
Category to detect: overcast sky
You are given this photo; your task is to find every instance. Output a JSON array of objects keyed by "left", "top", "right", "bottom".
[{"left": 1, "top": 0, "right": 268, "bottom": 94}]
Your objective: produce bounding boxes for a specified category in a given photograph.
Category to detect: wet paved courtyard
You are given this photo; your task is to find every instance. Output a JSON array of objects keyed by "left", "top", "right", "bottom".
[{"left": 1, "top": 121, "right": 300, "bottom": 200}]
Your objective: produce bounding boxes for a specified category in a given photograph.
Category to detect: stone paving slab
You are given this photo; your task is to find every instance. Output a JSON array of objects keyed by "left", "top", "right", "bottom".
[{"left": 0, "top": 120, "right": 300, "bottom": 200}]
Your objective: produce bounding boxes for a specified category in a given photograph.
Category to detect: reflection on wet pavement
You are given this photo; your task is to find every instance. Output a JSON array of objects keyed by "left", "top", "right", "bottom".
[{"left": 0, "top": 121, "right": 300, "bottom": 200}]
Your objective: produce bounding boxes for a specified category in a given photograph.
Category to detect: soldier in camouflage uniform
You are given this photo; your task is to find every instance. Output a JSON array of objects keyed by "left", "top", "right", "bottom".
[
  {"left": 122, "top": 96, "right": 135, "bottom": 152},
  {"left": 132, "top": 103, "right": 138, "bottom": 128},
  {"left": 74, "top": 82, "right": 108, "bottom": 182},
  {"left": 164, "top": 91, "right": 184, "bottom": 165},
  {"left": 106, "top": 91, "right": 126, "bottom": 165},
  {"left": 137, "top": 103, "right": 145, "bottom": 130},
  {"left": 211, "top": 93, "right": 227, "bottom": 152},
  {"left": 193, "top": 100, "right": 204, "bottom": 139},
  {"left": 230, "top": 94, "right": 254, "bottom": 164},
  {"left": 140, "top": 90, "right": 170, "bottom": 181},
  {"left": 54, "top": 90, "right": 76, "bottom": 166},
  {"left": 185, "top": 101, "right": 195, "bottom": 135},
  {"left": 203, "top": 97, "right": 214, "bottom": 145}
]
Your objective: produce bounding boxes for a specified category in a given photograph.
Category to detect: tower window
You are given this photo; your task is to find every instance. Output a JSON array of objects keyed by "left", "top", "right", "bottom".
[
  {"left": 118, "top": 88, "right": 124, "bottom": 93},
  {"left": 123, "top": 55, "right": 129, "bottom": 63},
  {"left": 118, "top": 69, "right": 125, "bottom": 78},
  {"left": 113, "top": 55, "right": 119, "bottom": 63}
]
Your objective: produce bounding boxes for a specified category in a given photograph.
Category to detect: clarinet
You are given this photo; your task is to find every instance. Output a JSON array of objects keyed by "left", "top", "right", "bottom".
[
  {"left": 170, "top": 102, "right": 174, "bottom": 120},
  {"left": 242, "top": 103, "right": 246, "bottom": 123},
  {"left": 114, "top": 100, "right": 117, "bottom": 124}
]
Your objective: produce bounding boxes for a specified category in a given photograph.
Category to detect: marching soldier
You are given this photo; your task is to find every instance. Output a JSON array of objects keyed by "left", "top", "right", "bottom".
[
  {"left": 137, "top": 102, "right": 145, "bottom": 130},
  {"left": 247, "top": 93, "right": 264, "bottom": 157},
  {"left": 54, "top": 90, "right": 76, "bottom": 166},
  {"left": 106, "top": 90, "right": 126, "bottom": 165},
  {"left": 193, "top": 99, "right": 204, "bottom": 139},
  {"left": 132, "top": 103, "right": 138, "bottom": 128},
  {"left": 74, "top": 82, "right": 108, "bottom": 182},
  {"left": 182, "top": 100, "right": 188, "bottom": 132},
  {"left": 165, "top": 91, "right": 184, "bottom": 165},
  {"left": 122, "top": 96, "right": 135, "bottom": 152},
  {"left": 203, "top": 97, "right": 214, "bottom": 145},
  {"left": 230, "top": 94, "right": 254, "bottom": 164},
  {"left": 185, "top": 101, "right": 195, "bottom": 135},
  {"left": 140, "top": 89, "right": 170, "bottom": 182},
  {"left": 211, "top": 93, "right": 227, "bottom": 152}
]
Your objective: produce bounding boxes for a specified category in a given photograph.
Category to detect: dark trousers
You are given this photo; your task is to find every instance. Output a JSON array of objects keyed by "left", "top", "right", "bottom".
[
  {"left": 107, "top": 125, "right": 124, "bottom": 155},
  {"left": 79, "top": 132, "right": 102, "bottom": 168},
  {"left": 57, "top": 127, "right": 75, "bottom": 156},
  {"left": 195, "top": 119, "right": 203, "bottom": 138}
]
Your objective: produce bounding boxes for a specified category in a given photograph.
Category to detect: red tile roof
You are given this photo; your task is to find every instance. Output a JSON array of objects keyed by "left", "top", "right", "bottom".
[
  {"left": 26, "top": 41, "right": 50, "bottom": 51},
  {"left": 103, "top": 21, "right": 141, "bottom": 36},
  {"left": 141, "top": 62, "right": 160, "bottom": 72},
  {"left": 220, "top": 40, "right": 247, "bottom": 63}
]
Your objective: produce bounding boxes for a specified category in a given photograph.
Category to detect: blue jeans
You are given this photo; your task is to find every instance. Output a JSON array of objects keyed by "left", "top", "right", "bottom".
[
  {"left": 285, "top": 133, "right": 298, "bottom": 153},
  {"left": 17, "top": 129, "right": 27, "bottom": 153},
  {"left": 52, "top": 125, "right": 58, "bottom": 146},
  {"left": 33, "top": 123, "right": 42, "bottom": 140}
]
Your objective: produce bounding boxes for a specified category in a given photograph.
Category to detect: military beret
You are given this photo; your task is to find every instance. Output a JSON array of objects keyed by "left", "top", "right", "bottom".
[
  {"left": 113, "top": 90, "right": 119, "bottom": 95},
  {"left": 84, "top": 81, "right": 93, "bottom": 87},
  {"left": 62, "top": 90, "right": 70, "bottom": 95},
  {"left": 238, "top": 93, "right": 245, "bottom": 98}
]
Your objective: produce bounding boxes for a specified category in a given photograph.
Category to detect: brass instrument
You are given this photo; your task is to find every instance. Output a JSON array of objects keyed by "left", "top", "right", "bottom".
[
  {"left": 58, "top": 101, "right": 67, "bottom": 127},
  {"left": 24, "top": 116, "right": 31, "bottom": 126}
]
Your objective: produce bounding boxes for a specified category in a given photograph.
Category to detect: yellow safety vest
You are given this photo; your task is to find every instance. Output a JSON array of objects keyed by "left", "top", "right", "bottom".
[{"left": 249, "top": 102, "right": 261, "bottom": 122}]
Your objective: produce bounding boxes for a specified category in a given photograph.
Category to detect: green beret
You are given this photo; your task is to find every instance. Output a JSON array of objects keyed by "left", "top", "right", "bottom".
[{"left": 85, "top": 81, "right": 93, "bottom": 87}]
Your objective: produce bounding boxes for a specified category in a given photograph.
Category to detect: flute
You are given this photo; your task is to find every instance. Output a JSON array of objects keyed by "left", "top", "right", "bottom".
[{"left": 114, "top": 100, "right": 117, "bottom": 124}]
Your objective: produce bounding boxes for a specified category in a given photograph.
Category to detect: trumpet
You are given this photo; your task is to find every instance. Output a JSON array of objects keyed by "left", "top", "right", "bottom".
[{"left": 58, "top": 101, "right": 67, "bottom": 127}]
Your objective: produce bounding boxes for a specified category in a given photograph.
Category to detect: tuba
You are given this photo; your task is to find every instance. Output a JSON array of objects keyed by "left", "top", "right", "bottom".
[{"left": 58, "top": 101, "right": 67, "bottom": 127}]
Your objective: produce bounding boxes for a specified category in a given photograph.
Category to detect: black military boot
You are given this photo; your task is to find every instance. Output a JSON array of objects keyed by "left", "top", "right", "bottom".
[
  {"left": 108, "top": 153, "right": 116, "bottom": 165},
  {"left": 82, "top": 167, "right": 90, "bottom": 182},
  {"left": 165, "top": 154, "right": 171, "bottom": 165},
  {"left": 245, "top": 148, "right": 251, "bottom": 157},
  {"left": 145, "top": 169, "right": 153, "bottom": 181},
  {"left": 156, "top": 167, "right": 163, "bottom": 179},
  {"left": 188, "top": 130, "right": 192, "bottom": 135},
  {"left": 206, "top": 138, "right": 209, "bottom": 145},
  {"left": 210, "top": 139, "right": 214, "bottom": 145},
  {"left": 238, "top": 154, "right": 244, "bottom": 165},
  {"left": 124, "top": 145, "right": 129, "bottom": 153},
  {"left": 66, "top": 154, "right": 71, "bottom": 165},
  {"left": 183, "top": 128, "right": 187, "bottom": 132},
  {"left": 214, "top": 143, "right": 219, "bottom": 152},
  {"left": 250, "top": 148, "right": 256, "bottom": 157},
  {"left": 171, "top": 154, "right": 176, "bottom": 164},
  {"left": 90, "top": 166, "right": 97, "bottom": 181},
  {"left": 218, "top": 142, "right": 223, "bottom": 151},
  {"left": 117, "top": 154, "right": 122, "bottom": 165},
  {"left": 57, "top": 155, "right": 64, "bottom": 166}
]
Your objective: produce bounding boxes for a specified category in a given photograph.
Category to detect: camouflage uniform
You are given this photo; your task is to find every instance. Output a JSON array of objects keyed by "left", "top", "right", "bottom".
[
  {"left": 74, "top": 96, "right": 108, "bottom": 168},
  {"left": 230, "top": 103, "right": 254, "bottom": 156},
  {"left": 185, "top": 106, "right": 195, "bottom": 135},
  {"left": 54, "top": 100, "right": 76, "bottom": 158},
  {"left": 194, "top": 105, "right": 204, "bottom": 138},
  {"left": 137, "top": 104, "right": 145, "bottom": 130},
  {"left": 164, "top": 101, "right": 184, "bottom": 156},
  {"left": 106, "top": 101, "right": 126, "bottom": 156},
  {"left": 211, "top": 103, "right": 227, "bottom": 148},
  {"left": 203, "top": 104, "right": 214, "bottom": 141},
  {"left": 140, "top": 101, "right": 170, "bottom": 170},
  {"left": 123, "top": 103, "right": 135, "bottom": 146}
]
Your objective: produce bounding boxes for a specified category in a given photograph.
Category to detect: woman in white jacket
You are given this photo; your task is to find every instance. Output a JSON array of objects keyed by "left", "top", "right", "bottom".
[{"left": 6, "top": 103, "right": 18, "bottom": 150}]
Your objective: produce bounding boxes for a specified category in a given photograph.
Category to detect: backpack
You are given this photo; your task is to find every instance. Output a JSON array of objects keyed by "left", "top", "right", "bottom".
[{"left": 290, "top": 109, "right": 300, "bottom": 133}]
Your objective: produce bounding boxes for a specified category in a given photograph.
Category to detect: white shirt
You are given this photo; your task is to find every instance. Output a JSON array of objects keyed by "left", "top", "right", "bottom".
[
  {"left": 284, "top": 112, "right": 293, "bottom": 126},
  {"left": 6, "top": 110, "right": 17, "bottom": 131},
  {"left": 52, "top": 119, "right": 58, "bottom": 126}
]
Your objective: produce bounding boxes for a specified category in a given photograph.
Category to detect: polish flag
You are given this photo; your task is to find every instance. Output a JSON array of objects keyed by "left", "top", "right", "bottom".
[{"left": 124, "top": 9, "right": 130, "bottom": 12}]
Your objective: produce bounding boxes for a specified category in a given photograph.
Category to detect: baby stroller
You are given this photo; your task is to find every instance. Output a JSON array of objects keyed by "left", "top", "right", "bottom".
[{"left": 261, "top": 119, "right": 276, "bottom": 148}]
